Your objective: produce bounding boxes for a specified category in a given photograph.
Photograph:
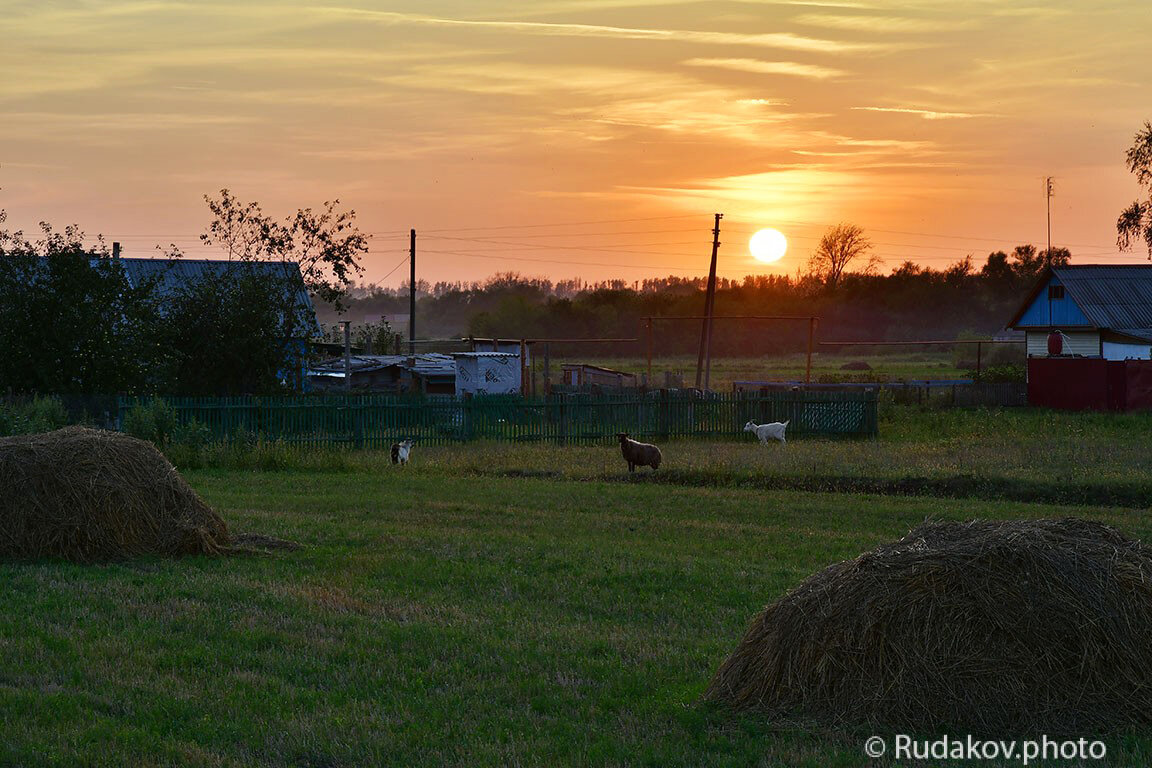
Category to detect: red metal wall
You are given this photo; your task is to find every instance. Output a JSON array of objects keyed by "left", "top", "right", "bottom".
[
  {"left": 1028, "top": 358, "right": 1152, "bottom": 411},
  {"left": 1124, "top": 362, "right": 1152, "bottom": 410}
]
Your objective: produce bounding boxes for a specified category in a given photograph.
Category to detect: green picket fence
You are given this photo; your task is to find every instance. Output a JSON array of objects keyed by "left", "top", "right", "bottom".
[{"left": 117, "top": 390, "right": 877, "bottom": 447}]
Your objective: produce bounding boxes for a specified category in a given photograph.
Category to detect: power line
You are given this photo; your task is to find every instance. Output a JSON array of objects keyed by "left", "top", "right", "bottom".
[
  {"left": 378, "top": 253, "right": 410, "bottom": 282},
  {"left": 418, "top": 226, "right": 702, "bottom": 239},
  {"left": 419, "top": 248, "right": 751, "bottom": 274},
  {"left": 418, "top": 213, "right": 703, "bottom": 233}
]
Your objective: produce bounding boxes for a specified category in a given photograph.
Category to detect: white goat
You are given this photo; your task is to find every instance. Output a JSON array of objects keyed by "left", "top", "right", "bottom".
[
  {"left": 744, "top": 420, "right": 789, "bottom": 444},
  {"left": 391, "top": 439, "right": 413, "bottom": 465}
]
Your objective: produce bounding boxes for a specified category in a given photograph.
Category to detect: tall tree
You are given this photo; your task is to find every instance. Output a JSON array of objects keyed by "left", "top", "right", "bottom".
[
  {"left": 0, "top": 217, "right": 161, "bottom": 393},
  {"left": 806, "top": 223, "right": 880, "bottom": 289},
  {"left": 200, "top": 189, "right": 369, "bottom": 310},
  {"left": 1117, "top": 121, "right": 1152, "bottom": 258}
]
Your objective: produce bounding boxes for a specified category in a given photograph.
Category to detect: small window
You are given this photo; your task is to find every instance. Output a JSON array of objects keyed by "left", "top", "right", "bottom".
[{"left": 1048, "top": 285, "right": 1065, "bottom": 299}]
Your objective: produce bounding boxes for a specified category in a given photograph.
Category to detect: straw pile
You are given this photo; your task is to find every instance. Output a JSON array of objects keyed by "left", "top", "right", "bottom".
[
  {"left": 705, "top": 518, "right": 1152, "bottom": 732},
  {"left": 0, "top": 426, "right": 230, "bottom": 561}
]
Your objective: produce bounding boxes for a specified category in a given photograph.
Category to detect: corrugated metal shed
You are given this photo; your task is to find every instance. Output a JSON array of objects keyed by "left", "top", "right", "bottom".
[{"left": 452, "top": 352, "right": 521, "bottom": 396}]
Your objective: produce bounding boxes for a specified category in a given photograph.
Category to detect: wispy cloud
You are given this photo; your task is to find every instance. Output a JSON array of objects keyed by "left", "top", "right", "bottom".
[
  {"left": 794, "top": 13, "right": 980, "bottom": 33},
  {"left": 851, "top": 106, "right": 997, "bottom": 120},
  {"left": 685, "top": 57, "right": 845, "bottom": 79},
  {"left": 313, "top": 8, "right": 883, "bottom": 53}
]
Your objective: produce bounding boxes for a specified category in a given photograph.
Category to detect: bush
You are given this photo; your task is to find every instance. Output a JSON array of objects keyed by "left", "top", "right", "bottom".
[
  {"left": 978, "top": 364, "right": 1025, "bottom": 384},
  {"left": 0, "top": 396, "right": 70, "bottom": 436},
  {"left": 122, "top": 398, "right": 179, "bottom": 447}
]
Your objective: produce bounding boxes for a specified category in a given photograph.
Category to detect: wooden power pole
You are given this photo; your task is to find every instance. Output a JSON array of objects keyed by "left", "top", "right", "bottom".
[
  {"left": 409, "top": 229, "right": 416, "bottom": 355},
  {"left": 695, "top": 213, "right": 723, "bottom": 391},
  {"left": 342, "top": 320, "right": 352, "bottom": 392}
]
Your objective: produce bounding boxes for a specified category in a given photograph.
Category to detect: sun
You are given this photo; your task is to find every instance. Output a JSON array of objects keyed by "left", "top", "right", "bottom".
[{"left": 749, "top": 228, "right": 788, "bottom": 263}]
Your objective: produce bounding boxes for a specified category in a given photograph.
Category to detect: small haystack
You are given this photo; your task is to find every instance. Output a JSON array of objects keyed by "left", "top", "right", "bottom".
[
  {"left": 706, "top": 518, "right": 1152, "bottom": 732},
  {"left": 0, "top": 426, "right": 230, "bottom": 561}
]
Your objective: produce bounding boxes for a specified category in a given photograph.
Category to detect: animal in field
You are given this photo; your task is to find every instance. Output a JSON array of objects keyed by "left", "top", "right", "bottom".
[
  {"left": 616, "top": 432, "right": 662, "bottom": 472},
  {"left": 391, "top": 439, "right": 413, "bottom": 465},
  {"left": 745, "top": 420, "right": 789, "bottom": 444}
]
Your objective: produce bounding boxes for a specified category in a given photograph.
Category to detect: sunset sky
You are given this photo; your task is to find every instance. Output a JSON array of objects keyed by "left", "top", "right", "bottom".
[{"left": 4, "top": 0, "right": 1151, "bottom": 287}]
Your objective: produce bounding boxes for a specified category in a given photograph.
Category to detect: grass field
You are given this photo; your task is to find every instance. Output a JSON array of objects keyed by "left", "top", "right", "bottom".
[{"left": 3, "top": 408, "right": 1151, "bottom": 766}]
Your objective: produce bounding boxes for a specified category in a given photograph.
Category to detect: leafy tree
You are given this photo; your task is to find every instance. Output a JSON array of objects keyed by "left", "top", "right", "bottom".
[
  {"left": 1118, "top": 121, "right": 1152, "bottom": 258},
  {"left": 806, "top": 223, "right": 880, "bottom": 289},
  {"left": 152, "top": 264, "right": 310, "bottom": 395},
  {"left": 980, "top": 250, "right": 1015, "bottom": 285},
  {"left": 1007, "top": 244, "right": 1070, "bottom": 282},
  {"left": 149, "top": 190, "right": 372, "bottom": 394},
  {"left": 0, "top": 216, "right": 161, "bottom": 393},
  {"left": 200, "top": 189, "right": 368, "bottom": 310}
]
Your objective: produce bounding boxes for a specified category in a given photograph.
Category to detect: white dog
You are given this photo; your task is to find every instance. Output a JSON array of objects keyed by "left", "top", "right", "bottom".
[
  {"left": 390, "top": 439, "right": 413, "bottom": 465},
  {"left": 744, "top": 420, "right": 789, "bottom": 444}
]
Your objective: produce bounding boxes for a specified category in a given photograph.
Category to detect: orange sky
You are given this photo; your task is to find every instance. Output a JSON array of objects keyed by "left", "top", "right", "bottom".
[{"left": 4, "top": 1, "right": 1151, "bottom": 287}]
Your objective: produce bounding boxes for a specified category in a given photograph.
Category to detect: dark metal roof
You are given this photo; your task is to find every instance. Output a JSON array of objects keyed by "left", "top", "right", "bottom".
[
  {"left": 1008, "top": 265, "right": 1152, "bottom": 341},
  {"left": 1054, "top": 266, "right": 1152, "bottom": 341},
  {"left": 307, "top": 353, "right": 456, "bottom": 378},
  {"left": 118, "top": 258, "right": 321, "bottom": 336}
]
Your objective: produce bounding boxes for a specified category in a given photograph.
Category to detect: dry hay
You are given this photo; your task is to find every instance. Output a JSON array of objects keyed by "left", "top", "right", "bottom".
[
  {"left": 0, "top": 426, "right": 231, "bottom": 561},
  {"left": 705, "top": 517, "right": 1152, "bottom": 733}
]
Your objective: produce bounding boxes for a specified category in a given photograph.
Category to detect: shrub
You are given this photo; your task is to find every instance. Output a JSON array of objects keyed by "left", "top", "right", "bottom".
[
  {"left": 0, "top": 396, "right": 70, "bottom": 436},
  {"left": 122, "top": 398, "right": 179, "bottom": 447},
  {"left": 978, "top": 364, "right": 1025, "bottom": 384}
]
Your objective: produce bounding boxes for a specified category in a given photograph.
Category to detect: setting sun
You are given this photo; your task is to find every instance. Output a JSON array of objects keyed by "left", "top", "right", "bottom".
[{"left": 749, "top": 228, "right": 788, "bottom": 264}]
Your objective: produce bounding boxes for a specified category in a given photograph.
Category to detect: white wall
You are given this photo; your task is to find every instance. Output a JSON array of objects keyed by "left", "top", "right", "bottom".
[
  {"left": 1102, "top": 340, "right": 1152, "bottom": 360},
  {"left": 1026, "top": 331, "right": 1100, "bottom": 357},
  {"left": 454, "top": 354, "right": 521, "bottom": 396}
]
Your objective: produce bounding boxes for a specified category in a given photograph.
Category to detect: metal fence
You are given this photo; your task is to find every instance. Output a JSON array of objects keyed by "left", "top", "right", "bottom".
[{"left": 116, "top": 390, "right": 878, "bottom": 447}]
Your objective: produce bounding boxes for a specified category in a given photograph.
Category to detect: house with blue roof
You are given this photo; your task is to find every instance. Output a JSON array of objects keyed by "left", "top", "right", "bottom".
[
  {"left": 1008, "top": 265, "right": 1152, "bottom": 360},
  {"left": 1008, "top": 265, "right": 1152, "bottom": 410}
]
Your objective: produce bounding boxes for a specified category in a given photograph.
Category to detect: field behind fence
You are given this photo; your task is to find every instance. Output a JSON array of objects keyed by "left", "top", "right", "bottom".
[{"left": 117, "top": 390, "right": 878, "bottom": 447}]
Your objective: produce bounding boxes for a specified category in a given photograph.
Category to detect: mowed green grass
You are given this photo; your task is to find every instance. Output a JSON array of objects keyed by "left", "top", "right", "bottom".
[{"left": 4, "top": 409, "right": 1152, "bottom": 766}]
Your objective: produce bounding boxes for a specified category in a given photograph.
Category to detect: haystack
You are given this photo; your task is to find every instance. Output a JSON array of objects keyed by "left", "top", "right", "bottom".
[
  {"left": 0, "top": 426, "right": 230, "bottom": 561},
  {"left": 706, "top": 518, "right": 1152, "bottom": 732}
]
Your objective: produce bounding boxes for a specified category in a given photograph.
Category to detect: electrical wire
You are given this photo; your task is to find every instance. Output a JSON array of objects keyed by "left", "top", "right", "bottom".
[
  {"left": 377, "top": 253, "right": 410, "bottom": 282},
  {"left": 418, "top": 213, "right": 703, "bottom": 233}
]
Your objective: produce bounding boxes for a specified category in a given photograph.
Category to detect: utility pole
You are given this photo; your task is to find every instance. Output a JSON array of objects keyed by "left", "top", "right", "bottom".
[
  {"left": 1045, "top": 176, "right": 1053, "bottom": 265},
  {"left": 695, "top": 213, "right": 723, "bottom": 391},
  {"left": 409, "top": 228, "right": 416, "bottom": 355},
  {"left": 342, "top": 320, "right": 352, "bottom": 393}
]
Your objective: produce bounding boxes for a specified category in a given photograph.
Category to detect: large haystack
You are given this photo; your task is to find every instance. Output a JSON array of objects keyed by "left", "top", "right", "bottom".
[
  {"left": 0, "top": 426, "right": 230, "bottom": 561},
  {"left": 706, "top": 518, "right": 1152, "bottom": 732}
]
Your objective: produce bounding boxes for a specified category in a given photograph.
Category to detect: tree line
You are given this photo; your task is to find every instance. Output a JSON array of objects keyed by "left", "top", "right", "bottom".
[
  {"left": 8, "top": 119, "right": 1152, "bottom": 395},
  {"left": 334, "top": 244, "right": 1071, "bottom": 357}
]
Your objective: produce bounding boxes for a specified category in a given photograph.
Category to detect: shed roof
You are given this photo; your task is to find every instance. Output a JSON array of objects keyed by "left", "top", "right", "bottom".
[
  {"left": 1008, "top": 265, "right": 1152, "bottom": 341},
  {"left": 561, "top": 363, "right": 635, "bottom": 377},
  {"left": 308, "top": 353, "right": 456, "bottom": 378}
]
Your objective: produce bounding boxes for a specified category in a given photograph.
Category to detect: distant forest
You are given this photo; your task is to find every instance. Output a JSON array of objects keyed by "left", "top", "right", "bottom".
[{"left": 319, "top": 245, "right": 1068, "bottom": 357}]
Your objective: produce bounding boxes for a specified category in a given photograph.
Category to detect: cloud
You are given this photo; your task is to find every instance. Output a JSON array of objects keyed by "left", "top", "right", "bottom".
[
  {"left": 851, "top": 106, "right": 997, "bottom": 120},
  {"left": 793, "top": 13, "right": 980, "bottom": 33},
  {"left": 312, "top": 8, "right": 885, "bottom": 54},
  {"left": 685, "top": 57, "right": 846, "bottom": 79}
]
